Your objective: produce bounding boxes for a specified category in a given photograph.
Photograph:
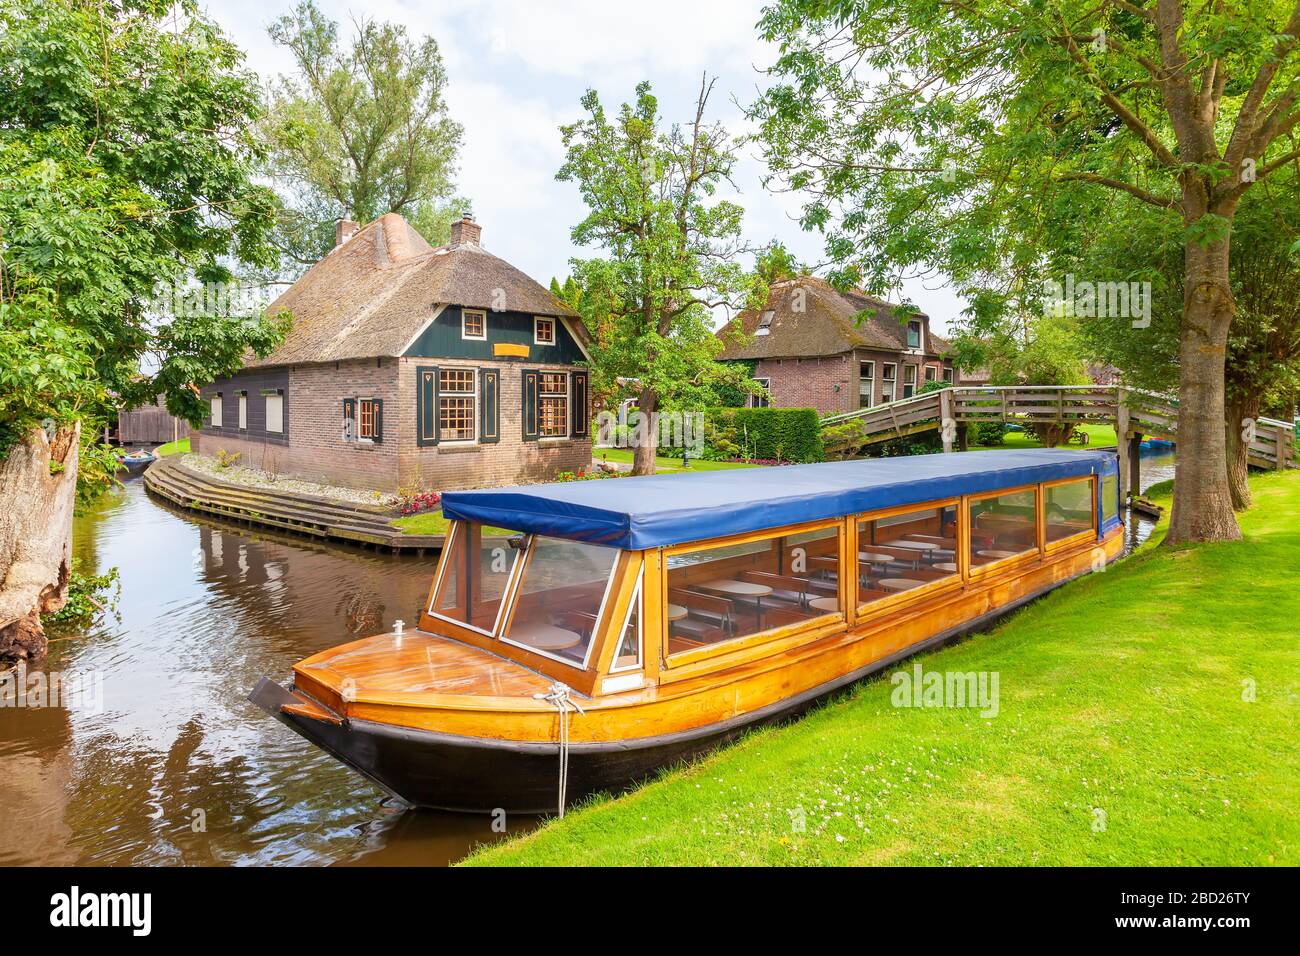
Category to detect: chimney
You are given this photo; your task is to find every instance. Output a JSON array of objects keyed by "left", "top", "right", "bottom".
[
  {"left": 449, "top": 217, "right": 481, "bottom": 248},
  {"left": 336, "top": 218, "right": 359, "bottom": 247}
]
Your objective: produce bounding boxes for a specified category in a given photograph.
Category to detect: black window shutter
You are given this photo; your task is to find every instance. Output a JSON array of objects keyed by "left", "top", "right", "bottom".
[
  {"left": 570, "top": 370, "right": 589, "bottom": 438},
  {"left": 417, "top": 366, "right": 438, "bottom": 446},
  {"left": 372, "top": 399, "right": 384, "bottom": 443},
  {"left": 342, "top": 398, "right": 356, "bottom": 441},
  {"left": 522, "top": 369, "right": 539, "bottom": 441},
  {"left": 481, "top": 368, "right": 500, "bottom": 443}
]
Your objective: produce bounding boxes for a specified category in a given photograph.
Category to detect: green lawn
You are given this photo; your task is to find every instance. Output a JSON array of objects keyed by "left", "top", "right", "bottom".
[
  {"left": 154, "top": 436, "right": 190, "bottom": 456},
  {"left": 974, "top": 422, "right": 1118, "bottom": 450},
  {"left": 390, "top": 511, "right": 515, "bottom": 536},
  {"left": 466, "top": 471, "right": 1300, "bottom": 866},
  {"left": 595, "top": 448, "right": 764, "bottom": 473}
]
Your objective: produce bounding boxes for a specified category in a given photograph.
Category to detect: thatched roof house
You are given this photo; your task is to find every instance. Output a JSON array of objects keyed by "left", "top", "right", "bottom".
[{"left": 193, "top": 215, "right": 593, "bottom": 493}]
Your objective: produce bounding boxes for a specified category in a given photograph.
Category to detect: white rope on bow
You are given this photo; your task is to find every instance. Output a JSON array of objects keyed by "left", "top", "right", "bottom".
[{"left": 534, "top": 682, "right": 585, "bottom": 817}]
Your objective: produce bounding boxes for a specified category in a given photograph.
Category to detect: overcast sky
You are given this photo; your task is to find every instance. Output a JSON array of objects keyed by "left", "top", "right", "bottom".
[{"left": 206, "top": 0, "right": 967, "bottom": 333}]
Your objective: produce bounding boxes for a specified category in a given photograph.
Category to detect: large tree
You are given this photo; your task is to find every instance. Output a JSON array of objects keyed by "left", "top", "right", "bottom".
[
  {"left": 0, "top": 0, "right": 285, "bottom": 663},
  {"left": 751, "top": 0, "right": 1300, "bottom": 545},
  {"left": 262, "top": 0, "right": 469, "bottom": 271},
  {"left": 558, "top": 78, "right": 765, "bottom": 474}
]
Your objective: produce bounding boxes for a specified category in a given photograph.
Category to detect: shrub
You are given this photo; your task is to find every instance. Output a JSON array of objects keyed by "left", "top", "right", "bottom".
[
  {"left": 703, "top": 407, "right": 824, "bottom": 463},
  {"left": 215, "top": 449, "right": 241, "bottom": 469}
]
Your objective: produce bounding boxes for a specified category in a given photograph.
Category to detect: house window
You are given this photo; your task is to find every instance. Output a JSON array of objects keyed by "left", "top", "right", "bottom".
[
  {"left": 925, "top": 365, "right": 937, "bottom": 382},
  {"left": 462, "top": 309, "right": 486, "bottom": 340},
  {"left": 209, "top": 393, "right": 222, "bottom": 428},
  {"left": 238, "top": 392, "right": 247, "bottom": 430},
  {"left": 264, "top": 390, "right": 284, "bottom": 433},
  {"left": 943, "top": 366, "right": 954, "bottom": 384},
  {"left": 903, "top": 364, "right": 917, "bottom": 399},
  {"left": 750, "top": 377, "right": 771, "bottom": 408},
  {"left": 358, "top": 398, "right": 377, "bottom": 439},
  {"left": 859, "top": 361, "right": 875, "bottom": 409},
  {"left": 534, "top": 317, "right": 555, "bottom": 345},
  {"left": 907, "top": 320, "right": 922, "bottom": 350},
  {"left": 882, "top": 363, "right": 897, "bottom": 402},
  {"left": 537, "top": 371, "right": 569, "bottom": 437},
  {"left": 438, "top": 368, "right": 477, "bottom": 442}
]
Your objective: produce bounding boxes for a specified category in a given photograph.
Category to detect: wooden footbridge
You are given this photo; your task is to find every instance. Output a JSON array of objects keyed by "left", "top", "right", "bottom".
[{"left": 821, "top": 385, "right": 1296, "bottom": 497}]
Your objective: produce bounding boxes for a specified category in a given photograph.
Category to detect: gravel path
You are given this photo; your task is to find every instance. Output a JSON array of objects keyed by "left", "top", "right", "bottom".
[{"left": 180, "top": 453, "right": 396, "bottom": 507}]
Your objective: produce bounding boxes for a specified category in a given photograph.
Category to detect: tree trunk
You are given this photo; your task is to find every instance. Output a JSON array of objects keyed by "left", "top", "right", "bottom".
[
  {"left": 1224, "top": 393, "right": 1260, "bottom": 512},
  {"left": 0, "top": 423, "right": 80, "bottom": 665},
  {"left": 631, "top": 388, "right": 658, "bottom": 476},
  {"left": 1167, "top": 235, "right": 1241, "bottom": 545}
]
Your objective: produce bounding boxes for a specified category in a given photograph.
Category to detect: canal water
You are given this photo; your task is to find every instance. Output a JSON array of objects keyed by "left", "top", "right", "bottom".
[
  {"left": 1, "top": 447, "right": 1175, "bottom": 867},
  {"left": 0, "top": 478, "right": 535, "bottom": 866}
]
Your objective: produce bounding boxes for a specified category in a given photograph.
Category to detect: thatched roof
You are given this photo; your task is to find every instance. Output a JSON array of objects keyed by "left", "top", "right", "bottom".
[
  {"left": 716, "top": 276, "right": 950, "bottom": 361},
  {"left": 249, "top": 213, "right": 580, "bottom": 368}
]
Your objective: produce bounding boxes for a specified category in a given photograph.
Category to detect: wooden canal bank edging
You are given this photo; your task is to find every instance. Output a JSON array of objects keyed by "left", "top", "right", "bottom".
[{"left": 143, "top": 456, "right": 445, "bottom": 554}]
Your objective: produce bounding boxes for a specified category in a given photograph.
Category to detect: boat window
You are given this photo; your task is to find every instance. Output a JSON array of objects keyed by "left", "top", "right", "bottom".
[
  {"left": 610, "top": 578, "right": 642, "bottom": 672},
  {"left": 1045, "top": 480, "right": 1094, "bottom": 544},
  {"left": 1100, "top": 472, "right": 1119, "bottom": 527},
  {"left": 857, "top": 505, "right": 959, "bottom": 606},
  {"left": 430, "top": 523, "right": 519, "bottom": 634},
  {"left": 969, "top": 488, "right": 1039, "bottom": 567},
  {"left": 665, "top": 526, "right": 841, "bottom": 658},
  {"left": 502, "top": 537, "right": 619, "bottom": 666}
]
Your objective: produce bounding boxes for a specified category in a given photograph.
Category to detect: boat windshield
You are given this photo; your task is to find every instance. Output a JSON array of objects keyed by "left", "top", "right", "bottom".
[
  {"left": 501, "top": 536, "right": 620, "bottom": 667},
  {"left": 431, "top": 523, "right": 521, "bottom": 634}
]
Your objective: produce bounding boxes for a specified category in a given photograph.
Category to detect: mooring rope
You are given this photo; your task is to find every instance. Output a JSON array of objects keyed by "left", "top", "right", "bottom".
[{"left": 534, "top": 682, "right": 585, "bottom": 817}]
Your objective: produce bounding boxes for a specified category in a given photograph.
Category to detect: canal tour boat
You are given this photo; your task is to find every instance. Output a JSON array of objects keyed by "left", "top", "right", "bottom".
[{"left": 252, "top": 448, "right": 1123, "bottom": 813}]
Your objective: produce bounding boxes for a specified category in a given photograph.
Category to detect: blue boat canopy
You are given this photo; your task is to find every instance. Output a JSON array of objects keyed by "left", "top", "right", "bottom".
[{"left": 441, "top": 448, "right": 1121, "bottom": 550}]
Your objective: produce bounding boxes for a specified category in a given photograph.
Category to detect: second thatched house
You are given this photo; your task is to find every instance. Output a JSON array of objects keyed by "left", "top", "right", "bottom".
[
  {"left": 193, "top": 215, "right": 593, "bottom": 492},
  {"left": 716, "top": 276, "right": 956, "bottom": 418}
]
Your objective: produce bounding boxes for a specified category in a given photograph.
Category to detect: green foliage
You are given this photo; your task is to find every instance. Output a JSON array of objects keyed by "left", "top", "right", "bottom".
[
  {"left": 46, "top": 559, "right": 121, "bottom": 631},
  {"left": 261, "top": 0, "right": 468, "bottom": 269},
  {"left": 557, "top": 80, "right": 767, "bottom": 424},
  {"left": 0, "top": 0, "right": 285, "bottom": 498},
  {"left": 696, "top": 408, "right": 824, "bottom": 463}
]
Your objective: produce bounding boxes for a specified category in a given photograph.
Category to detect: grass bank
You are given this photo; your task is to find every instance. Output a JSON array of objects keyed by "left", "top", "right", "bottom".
[
  {"left": 154, "top": 437, "right": 190, "bottom": 456},
  {"left": 467, "top": 471, "right": 1299, "bottom": 866},
  {"left": 595, "top": 449, "right": 764, "bottom": 473}
]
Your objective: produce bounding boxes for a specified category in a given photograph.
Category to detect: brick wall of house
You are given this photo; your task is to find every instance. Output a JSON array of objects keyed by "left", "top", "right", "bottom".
[
  {"left": 397, "top": 357, "right": 591, "bottom": 491},
  {"left": 751, "top": 350, "right": 957, "bottom": 417},
  {"left": 194, "top": 356, "right": 593, "bottom": 493},
  {"left": 753, "top": 355, "right": 856, "bottom": 417},
  {"left": 194, "top": 358, "right": 401, "bottom": 491}
]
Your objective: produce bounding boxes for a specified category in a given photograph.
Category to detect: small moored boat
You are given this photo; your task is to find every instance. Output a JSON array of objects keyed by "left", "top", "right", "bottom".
[
  {"left": 252, "top": 448, "right": 1123, "bottom": 813},
  {"left": 118, "top": 449, "right": 157, "bottom": 475}
]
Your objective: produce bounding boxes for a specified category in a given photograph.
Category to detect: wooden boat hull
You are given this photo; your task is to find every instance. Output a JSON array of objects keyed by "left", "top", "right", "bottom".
[{"left": 250, "top": 563, "right": 1092, "bottom": 813}]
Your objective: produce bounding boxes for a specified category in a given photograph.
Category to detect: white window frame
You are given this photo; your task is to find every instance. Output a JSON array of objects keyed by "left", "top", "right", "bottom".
[
  {"left": 437, "top": 368, "right": 478, "bottom": 444},
  {"left": 907, "top": 320, "right": 923, "bottom": 351},
  {"left": 357, "top": 396, "right": 377, "bottom": 443},
  {"left": 210, "top": 394, "right": 223, "bottom": 428},
  {"left": 749, "top": 377, "right": 771, "bottom": 409},
  {"left": 943, "top": 366, "right": 955, "bottom": 384},
  {"left": 536, "top": 369, "right": 571, "bottom": 440},
  {"left": 925, "top": 364, "right": 937, "bottom": 382},
  {"left": 264, "top": 389, "right": 284, "bottom": 434},
  {"left": 238, "top": 392, "right": 248, "bottom": 430},
  {"left": 881, "top": 363, "right": 897, "bottom": 402},
  {"left": 533, "top": 316, "right": 556, "bottom": 346},
  {"left": 461, "top": 308, "right": 487, "bottom": 341},
  {"left": 859, "top": 361, "right": 875, "bottom": 408}
]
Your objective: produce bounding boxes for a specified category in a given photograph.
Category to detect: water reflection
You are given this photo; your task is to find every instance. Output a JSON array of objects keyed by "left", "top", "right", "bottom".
[
  {"left": 1123, "top": 446, "right": 1176, "bottom": 550},
  {"left": 0, "top": 479, "right": 532, "bottom": 866}
]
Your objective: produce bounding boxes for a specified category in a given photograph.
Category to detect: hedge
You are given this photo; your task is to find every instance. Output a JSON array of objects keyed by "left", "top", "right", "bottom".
[{"left": 688, "top": 407, "right": 825, "bottom": 463}]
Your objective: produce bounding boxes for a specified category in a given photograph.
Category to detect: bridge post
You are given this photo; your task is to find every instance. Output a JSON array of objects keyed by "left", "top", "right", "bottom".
[
  {"left": 940, "top": 389, "right": 954, "bottom": 453},
  {"left": 1128, "top": 431, "right": 1144, "bottom": 497},
  {"left": 1115, "top": 389, "right": 1130, "bottom": 506},
  {"left": 1275, "top": 423, "right": 1290, "bottom": 471}
]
